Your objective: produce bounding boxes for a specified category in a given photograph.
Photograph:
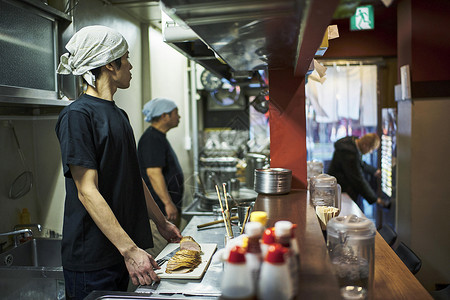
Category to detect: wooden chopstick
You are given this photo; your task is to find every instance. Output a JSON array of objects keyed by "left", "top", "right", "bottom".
[
  {"left": 240, "top": 205, "right": 252, "bottom": 235},
  {"left": 215, "top": 185, "right": 231, "bottom": 237},
  {"left": 197, "top": 216, "right": 238, "bottom": 229},
  {"left": 223, "top": 183, "right": 234, "bottom": 238}
]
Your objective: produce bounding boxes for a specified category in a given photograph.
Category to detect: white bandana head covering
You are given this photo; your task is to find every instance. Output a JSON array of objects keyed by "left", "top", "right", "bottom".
[
  {"left": 57, "top": 25, "right": 128, "bottom": 88},
  {"left": 143, "top": 98, "right": 178, "bottom": 122}
]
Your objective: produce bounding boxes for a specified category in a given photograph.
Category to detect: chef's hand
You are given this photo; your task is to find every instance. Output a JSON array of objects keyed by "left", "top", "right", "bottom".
[
  {"left": 124, "top": 246, "right": 160, "bottom": 286},
  {"left": 157, "top": 219, "right": 182, "bottom": 243},
  {"left": 165, "top": 202, "right": 178, "bottom": 222}
]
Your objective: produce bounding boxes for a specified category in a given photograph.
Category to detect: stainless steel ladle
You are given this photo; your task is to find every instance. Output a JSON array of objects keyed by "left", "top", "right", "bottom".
[{"left": 8, "top": 121, "right": 33, "bottom": 199}]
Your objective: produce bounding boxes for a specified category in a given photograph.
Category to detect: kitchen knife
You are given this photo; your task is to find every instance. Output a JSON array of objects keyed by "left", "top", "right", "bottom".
[{"left": 156, "top": 246, "right": 180, "bottom": 266}]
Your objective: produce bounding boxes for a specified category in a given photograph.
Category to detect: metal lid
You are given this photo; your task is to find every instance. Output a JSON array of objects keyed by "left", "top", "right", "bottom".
[
  {"left": 199, "top": 156, "right": 238, "bottom": 163},
  {"left": 246, "top": 153, "right": 267, "bottom": 159},
  {"left": 310, "top": 174, "right": 337, "bottom": 187},
  {"left": 327, "top": 214, "right": 376, "bottom": 238},
  {"left": 255, "top": 168, "right": 292, "bottom": 175}
]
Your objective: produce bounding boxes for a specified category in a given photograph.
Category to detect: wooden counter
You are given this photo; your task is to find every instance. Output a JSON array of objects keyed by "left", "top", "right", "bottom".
[
  {"left": 254, "top": 190, "right": 341, "bottom": 299},
  {"left": 253, "top": 190, "right": 432, "bottom": 300},
  {"left": 340, "top": 193, "right": 432, "bottom": 300}
]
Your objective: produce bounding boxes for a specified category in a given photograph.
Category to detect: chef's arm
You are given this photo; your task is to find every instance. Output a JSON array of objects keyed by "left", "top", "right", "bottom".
[
  {"left": 69, "top": 164, "right": 158, "bottom": 285},
  {"left": 145, "top": 167, "right": 178, "bottom": 222},
  {"left": 142, "top": 178, "right": 182, "bottom": 242}
]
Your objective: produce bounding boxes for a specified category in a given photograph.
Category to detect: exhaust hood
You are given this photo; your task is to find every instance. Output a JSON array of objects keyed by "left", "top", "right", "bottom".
[
  {"left": 160, "top": 0, "right": 307, "bottom": 83},
  {"left": 108, "top": 0, "right": 344, "bottom": 84}
]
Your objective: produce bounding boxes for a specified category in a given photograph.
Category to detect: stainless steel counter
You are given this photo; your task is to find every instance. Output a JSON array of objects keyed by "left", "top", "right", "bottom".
[
  {"left": 182, "top": 188, "right": 257, "bottom": 216},
  {"left": 135, "top": 215, "right": 238, "bottom": 299},
  {"left": 182, "top": 199, "right": 214, "bottom": 216}
]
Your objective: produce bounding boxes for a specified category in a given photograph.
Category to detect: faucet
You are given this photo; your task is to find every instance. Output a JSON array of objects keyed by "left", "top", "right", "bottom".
[
  {"left": 14, "top": 223, "right": 42, "bottom": 233},
  {"left": 0, "top": 228, "right": 33, "bottom": 247}
]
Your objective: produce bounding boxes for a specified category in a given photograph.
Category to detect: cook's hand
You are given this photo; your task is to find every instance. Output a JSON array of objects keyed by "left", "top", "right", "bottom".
[
  {"left": 157, "top": 219, "right": 182, "bottom": 243},
  {"left": 165, "top": 202, "right": 178, "bottom": 222},
  {"left": 124, "top": 246, "right": 160, "bottom": 286}
]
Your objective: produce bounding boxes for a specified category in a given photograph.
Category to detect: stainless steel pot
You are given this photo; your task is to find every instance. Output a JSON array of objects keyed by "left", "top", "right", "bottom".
[
  {"left": 245, "top": 153, "right": 267, "bottom": 188},
  {"left": 195, "top": 188, "right": 257, "bottom": 211}
]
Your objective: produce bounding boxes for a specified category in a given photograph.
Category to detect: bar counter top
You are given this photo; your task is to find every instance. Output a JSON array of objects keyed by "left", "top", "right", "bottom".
[
  {"left": 254, "top": 190, "right": 341, "bottom": 299},
  {"left": 254, "top": 190, "right": 431, "bottom": 299}
]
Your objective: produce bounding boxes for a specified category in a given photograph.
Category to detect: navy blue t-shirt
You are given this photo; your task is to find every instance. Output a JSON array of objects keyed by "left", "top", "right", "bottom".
[
  {"left": 55, "top": 94, "right": 153, "bottom": 272},
  {"left": 137, "top": 127, "right": 184, "bottom": 214}
]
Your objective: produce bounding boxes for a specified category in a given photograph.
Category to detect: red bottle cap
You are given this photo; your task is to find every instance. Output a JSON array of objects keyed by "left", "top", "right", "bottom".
[
  {"left": 290, "top": 223, "right": 297, "bottom": 238},
  {"left": 228, "top": 246, "right": 246, "bottom": 264},
  {"left": 262, "top": 227, "right": 275, "bottom": 245},
  {"left": 265, "top": 243, "right": 287, "bottom": 264}
]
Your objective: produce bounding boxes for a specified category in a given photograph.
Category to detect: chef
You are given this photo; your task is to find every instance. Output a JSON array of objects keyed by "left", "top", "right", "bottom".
[
  {"left": 55, "top": 25, "right": 182, "bottom": 300},
  {"left": 138, "top": 98, "right": 184, "bottom": 225}
]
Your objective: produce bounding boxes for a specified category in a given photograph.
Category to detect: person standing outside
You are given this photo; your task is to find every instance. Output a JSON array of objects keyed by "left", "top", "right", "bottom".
[
  {"left": 138, "top": 98, "right": 184, "bottom": 228},
  {"left": 55, "top": 26, "right": 181, "bottom": 299},
  {"left": 327, "top": 133, "right": 390, "bottom": 209}
]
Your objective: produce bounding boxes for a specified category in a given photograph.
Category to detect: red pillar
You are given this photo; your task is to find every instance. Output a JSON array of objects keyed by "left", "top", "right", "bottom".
[{"left": 268, "top": 68, "right": 307, "bottom": 189}]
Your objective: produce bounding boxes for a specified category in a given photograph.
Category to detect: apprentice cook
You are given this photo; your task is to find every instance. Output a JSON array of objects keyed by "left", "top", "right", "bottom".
[{"left": 55, "top": 25, "right": 182, "bottom": 300}]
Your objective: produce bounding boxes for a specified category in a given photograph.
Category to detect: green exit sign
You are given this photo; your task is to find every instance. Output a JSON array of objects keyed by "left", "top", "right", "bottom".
[{"left": 350, "top": 5, "right": 375, "bottom": 31}]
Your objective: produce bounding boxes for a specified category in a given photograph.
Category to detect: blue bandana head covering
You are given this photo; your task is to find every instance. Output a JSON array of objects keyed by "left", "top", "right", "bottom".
[{"left": 143, "top": 98, "right": 178, "bottom": 122}]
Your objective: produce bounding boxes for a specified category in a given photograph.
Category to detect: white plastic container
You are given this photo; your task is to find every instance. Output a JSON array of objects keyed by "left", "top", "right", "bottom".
[
  {"left": 258, "top": 244, "right": 293, "bottom": 300},
  {"left": 274, "top": 221, "right": 299, "bottom": 297},
  {"left": 244, "top": 222, "right": 263, "bottom": 290},
  {"left": 221, "top": 246, "right": 254, "bottom": 300}
]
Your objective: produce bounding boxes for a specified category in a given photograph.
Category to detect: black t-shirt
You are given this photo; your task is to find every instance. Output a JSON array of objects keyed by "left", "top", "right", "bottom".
[
  {"left": 137, "top": 127, "right": 184, "bottom": 214},
  {"left": 55, "top": 94, "right": 153, "bottom": 272}
]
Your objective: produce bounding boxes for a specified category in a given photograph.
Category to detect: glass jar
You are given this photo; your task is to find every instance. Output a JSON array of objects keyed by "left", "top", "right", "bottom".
[
  {"left": 327, "top": 215, "right": 376, "bottom": 300},
  {"left": 310, "top": 174, "right": 341, "bottom": 210}
]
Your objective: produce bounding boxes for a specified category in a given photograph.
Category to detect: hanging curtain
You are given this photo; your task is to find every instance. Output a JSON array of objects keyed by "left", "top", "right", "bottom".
[
  {"left": 306, "top": 64, "right": 377, "bottom": 125},
  {"left": 336, "top": 66, "right": 361, "bottom": 120},
  {"left": 360, "top": 65, "right": 377, "bottom": 126}
]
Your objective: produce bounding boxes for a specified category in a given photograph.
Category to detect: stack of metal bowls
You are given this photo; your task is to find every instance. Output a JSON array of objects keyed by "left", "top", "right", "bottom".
[{"left": 254, "top": 168, "right": 292, "bottom": 194}]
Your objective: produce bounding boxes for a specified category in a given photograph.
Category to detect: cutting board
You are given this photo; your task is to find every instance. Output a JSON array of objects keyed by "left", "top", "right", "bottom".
[{"left": 154, "top": 243, "right": 217, "bottom": 279}]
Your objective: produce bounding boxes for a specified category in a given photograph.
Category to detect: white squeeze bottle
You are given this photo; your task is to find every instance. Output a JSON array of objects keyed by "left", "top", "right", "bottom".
[
  {"left": 258, "top": 243, "right": 293, "bottom": 300},
  {"left": 244, "top": 221, "right": 264, "bottom": 290},
  {"left": 275, "top": 220, "right": 299, "bottom": 298},
  {"left": 221, "top": 245, "right": 255, "bottom": 300}
]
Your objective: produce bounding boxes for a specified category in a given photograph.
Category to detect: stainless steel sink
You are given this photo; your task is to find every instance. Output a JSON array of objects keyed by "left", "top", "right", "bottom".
[
  {"left": 0, "top": 238, "right": 64, "bottom": 300},
  {"left": 0, "top": 237, "right": 61, "bottom": 267}
]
